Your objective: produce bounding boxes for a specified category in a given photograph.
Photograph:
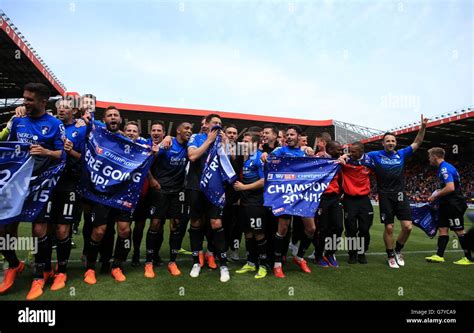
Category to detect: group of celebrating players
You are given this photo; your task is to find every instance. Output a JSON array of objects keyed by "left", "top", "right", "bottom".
[{"left": 0, "top": 83, "right": 471, "bottom": 301}]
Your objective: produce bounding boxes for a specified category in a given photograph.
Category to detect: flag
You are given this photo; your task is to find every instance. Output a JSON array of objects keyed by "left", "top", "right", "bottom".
[
  {"left": 200, "top": 127, "right": 237, "bottom": 209},
  {"left": 264, "top": 156, "right": 340, "bottom": 217},
  {"left": 410, "top": 201, "right": 439, "bottom": 238},
  {"left": 0, "top": 141, "right": 65, "bottom": 224},
  {"left": 79, "top": 124, "right": 154, "bottom": 212}
]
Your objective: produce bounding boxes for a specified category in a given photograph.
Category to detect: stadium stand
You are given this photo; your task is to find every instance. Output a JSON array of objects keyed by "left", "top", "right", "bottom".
[{"left": 363, "top": 110, "right": 474, "bottom": 205}]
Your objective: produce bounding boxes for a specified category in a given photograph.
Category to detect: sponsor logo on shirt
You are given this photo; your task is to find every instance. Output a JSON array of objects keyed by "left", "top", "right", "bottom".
[
  {"left": 380, "top": 156, "right": 402, "bottom": 165},
  {"left": 169, "top": 156, "right": 187, "bottom": 166},
  {"left": 17, "top": 132, "right": 39, "bottom": 143}
]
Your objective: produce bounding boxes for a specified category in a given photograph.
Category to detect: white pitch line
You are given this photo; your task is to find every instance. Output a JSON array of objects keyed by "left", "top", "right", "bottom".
[{"left": 338, "top": 249, "right": 463, "bottom": 256}]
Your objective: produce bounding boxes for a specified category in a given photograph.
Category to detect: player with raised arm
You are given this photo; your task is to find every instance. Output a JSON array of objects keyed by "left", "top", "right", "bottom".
[
  {"left": 366, "top": 115, "right": 428, "bottom": 268},
  {"left": 78, "top": 94, "right": 114, "bottom": 273},
  {"left": 186, "top": 114, "right": 231, "bottom": 282},
  {"left": 83, "top": 106, "right": 140, "bottom": 285}
]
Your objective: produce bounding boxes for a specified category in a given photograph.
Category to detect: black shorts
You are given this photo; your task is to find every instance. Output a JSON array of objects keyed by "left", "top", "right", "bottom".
[
  {"left": 223, "top": 202, "right": 239, "bottom": 228},
  {"left": 278, "top": 214, "right": 293, "bottom": 221},
  {"left": 36, "top": 189, "right": 82, "bottom": 225},
  {"left": 438, "top": 201, "right": 467, "bottom": 231},
  {"left": 90, "top": 203, "right": 133, "bottom": 227},
  {"left": 239, "top": 205, "right": 266, "bottom": 233},
  {"left": 265, "top": 207, "right": 278, "bottom": 224},
  {"left": 315, "top": 193, "right": 343, "bottom": 234},
  {"left": 378, "top": 192, "right": 412, "bottom": 224},
  {"left": 149, "top": 190, "right": 185, "bottom": 221},
  {"left": 82, "top": 198, "right": 95, "bottom": 206},
  {"left": 343, "top": 195, "right": 374, "bottom": 225},
  {"left": 185, "top": 189, "right": 223, "bottom": 220},
  {"left": 133, "top": 193, "right": 151, "bottom": 221}
]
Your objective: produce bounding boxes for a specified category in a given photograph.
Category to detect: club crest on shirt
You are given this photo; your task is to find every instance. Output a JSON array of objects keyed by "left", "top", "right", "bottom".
[{"left": 41, "top": 126, "right": 49, "bottom": 135}]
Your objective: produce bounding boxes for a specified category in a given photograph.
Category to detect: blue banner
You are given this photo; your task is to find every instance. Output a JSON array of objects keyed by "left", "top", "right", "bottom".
[
  {"left": 79, "top": 124, "right": 154, "bottom": 212},
  {"left": 0, "top": 141, "right": 65, "bottom": 224},
  {"left": 410, "top": 201, "right": 439, "bottom": 238},
  {"left": 200, "top": 128, "right": 237, "bottom": 209},
  {"left": 264, "top": 156, "right": 340, "bottom": 217}
]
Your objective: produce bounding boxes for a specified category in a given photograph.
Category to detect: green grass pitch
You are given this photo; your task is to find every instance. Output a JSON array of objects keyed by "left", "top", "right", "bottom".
[{"left": 1, "top": 207, "right": 473, "bottom": 301}]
